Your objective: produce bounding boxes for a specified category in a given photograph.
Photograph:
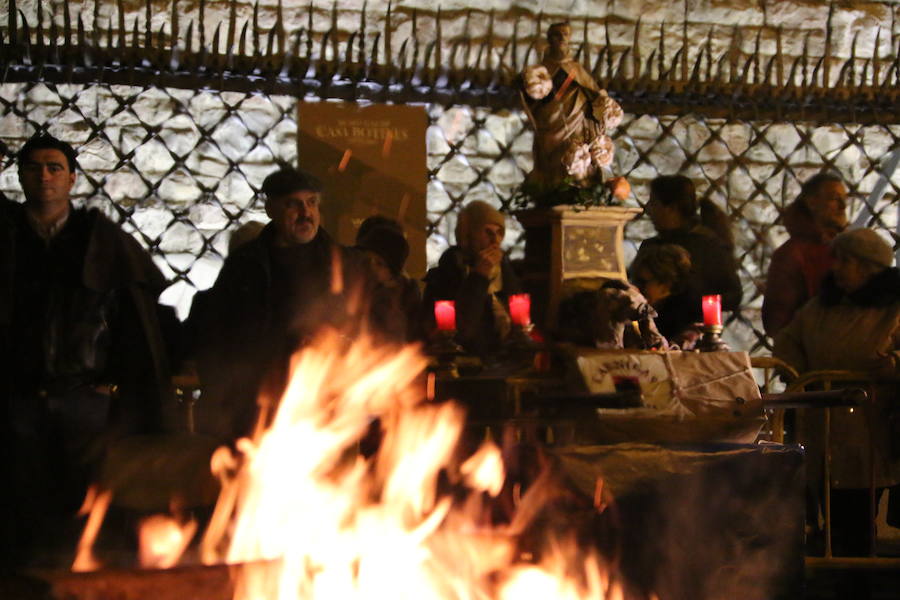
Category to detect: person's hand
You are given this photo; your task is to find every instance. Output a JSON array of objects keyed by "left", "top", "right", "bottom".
[{"left": 473, "top": 246, "right": 503, "bottom": 278}]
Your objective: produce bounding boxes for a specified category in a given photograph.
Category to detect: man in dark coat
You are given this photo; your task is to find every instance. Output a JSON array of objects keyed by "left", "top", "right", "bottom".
[
  {"left": 188, "top": 167, "right": 369, "bottom": 441},
  {"left": 763, "top": 172, "right": 848, "bottom": 337},
  {"left": 423, "top": 201, "right": 523, "bottom": 356},
  {"left": 0, "top": 134, "right": 171, "bottom": 565}
]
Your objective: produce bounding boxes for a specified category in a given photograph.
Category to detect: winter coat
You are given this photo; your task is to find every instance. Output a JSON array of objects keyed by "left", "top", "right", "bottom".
[
  {"left": 187, "top": 224, "right": 369, "bottom": 440},
  {"left": 0, "top": 199, "right": 172, "bottom": 563},
  {"left": 422, "top": 246, "right": 523, "bottom": 356},
  {"left": 763, "top": 199, "right": 837, "bottom": 337},
  {"left": 774, "top": 268, "right": 900, "bottom": 489},
  {"left": 632, "top": 223, "right": 743, "bottom": 327},
  {"left": 0, "top": 199, "right": 171, "bottom": 432}
]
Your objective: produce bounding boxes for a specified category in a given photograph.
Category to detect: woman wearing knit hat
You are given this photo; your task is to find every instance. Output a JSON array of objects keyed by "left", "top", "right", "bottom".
[
  {"left": 775, "top": 227, "right": 900, "bottom": 558},
  {"left": 423, "top": 201, "right": 523, "bottom": 356}
]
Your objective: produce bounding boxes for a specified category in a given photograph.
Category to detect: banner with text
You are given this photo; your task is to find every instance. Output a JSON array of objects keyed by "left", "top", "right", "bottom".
[{"left": 298, "top": 102, "right": 427, "bottom": 278}]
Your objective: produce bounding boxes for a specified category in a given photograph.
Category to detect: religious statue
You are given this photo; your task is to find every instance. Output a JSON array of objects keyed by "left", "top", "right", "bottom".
[{"left": 519, "top": 22, "right": 628, "bottom": 203}]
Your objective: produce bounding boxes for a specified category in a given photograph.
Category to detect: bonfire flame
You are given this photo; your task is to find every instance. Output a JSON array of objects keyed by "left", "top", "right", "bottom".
[{"left": 199, "top": 329, "right": 624, "bottom": 599}]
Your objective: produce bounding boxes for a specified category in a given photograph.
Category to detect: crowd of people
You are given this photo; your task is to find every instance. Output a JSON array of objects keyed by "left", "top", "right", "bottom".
[{"left": 1, "top": 132, "right": 897, "bottom": 565}]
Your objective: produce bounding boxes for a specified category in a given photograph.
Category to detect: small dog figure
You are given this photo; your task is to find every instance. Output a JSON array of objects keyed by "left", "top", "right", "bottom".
[{"left": 557, "top": 280, "right": 669, "bottom": 350}]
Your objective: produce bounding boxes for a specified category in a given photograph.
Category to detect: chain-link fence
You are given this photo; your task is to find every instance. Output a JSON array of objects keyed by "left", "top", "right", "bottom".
[{"left": 2, "top": 79, "right": 898, "bottom": 354}]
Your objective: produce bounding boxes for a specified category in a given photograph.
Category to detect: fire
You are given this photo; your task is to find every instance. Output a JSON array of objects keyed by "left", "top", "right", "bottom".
[
  {"left": 199, "top": 328, "right": 625, "bottom": 599},
  {"left": 137, "top": 513, "right": 197, "bottom": 569},
  {"left": 72, "top": 485, "right": 112, "bottom": 572}
]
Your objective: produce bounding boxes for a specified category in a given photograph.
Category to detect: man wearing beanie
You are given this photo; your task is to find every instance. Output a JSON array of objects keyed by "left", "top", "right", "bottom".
[
  {"left": 423, "top": 200, "right": 523, "bottom": 356},
  {"left": 775, "top": 227, "right": 900, "bottom": 560}
]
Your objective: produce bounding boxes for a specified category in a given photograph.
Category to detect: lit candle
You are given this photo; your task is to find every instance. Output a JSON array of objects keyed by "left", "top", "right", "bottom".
[
  {"left": 702, "top": 294, "right": 722, "bottom": 327},
  {"left": 508, "top": 293, "right": 531, "bottom": 327},
  {"left": 434, "top": 300, "right": 457, "bottom": 331}
]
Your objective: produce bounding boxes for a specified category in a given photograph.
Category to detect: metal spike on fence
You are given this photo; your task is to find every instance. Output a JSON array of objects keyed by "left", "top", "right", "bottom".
[
  {"left": 211, "top": 22, "right": 222, "bottom": 66},
  {"left": 252, "top": 1, "right": 261, "bottom": 57},
  {"left": 434, "top": 7, "right": 442, "bottom": 76},
  {"left": 657, "top": 22, "right": 666, "bottom": 79},
  {"left": 824, "top": 0, "right": 835, "bottom": 87},
  {"left": 143, "top": 0, "right": 151, "bottom": 49},
  {"left": 728, "top": 25, "right": 741, "bottom": 83},
  {"left": 8, "top": 0, "right": 17, "bottom": 50},
  {"left": 20, "top": 10, "right": 31, "bottom": 65},
  {"left": 704, "top": 26, "right": 714, "bottom": 83},
  {"left": 411, "top": 9, "right": 419, "bottom": 70},
  {"left": 238, "top": 21, "right": 248, "bottom": 64},
  {"left": 199, "top": 0, "right": 206, "bottom": 51},
  {"left": 632, "top": 18, "right": 641, "bottom": 81},
  {"left": 306, "top": 3, "right": 314, "bottom": 62},
  {"left": 359, "top": 0, "right": 367, "bottom": 64},
  {"left": 36, "top": 0, "right": 45, "bottom": 51},
  {"left": 603, "top": 15, "right": 612, "bottom": 80},
  {"left": 185, "top": 20, "right": 193, "bottom": 57},
  {"left": 614, "top": 47, "right": 631, "bottom": 81},
  {"left": 63, "top": 0, "right": 72, "bottom": 53},
  {"left": 860, "top": 58, "right": 871, "bottom": 92},
  {"left": 384, "top": 0, "right": 392, "bottom": 69},
  {"left": 106, "top": 15, "right": 114, "bottom": 58},
  {"left": 49, "top": 15, "right": 59, "bottom": 63},
  {"left": 77, "top": 13, "right": 88, "bottom": 65},
  {"left": 801, "top": 31, "right": 810, "bottom": 88},
  {"left": 226, "top": 0, "right": 238, "bottom": 58},
  {"left": 873, "top": 27, "right": 881, "bottom": 86},
  {"left": 775, "top": 26, "right": 783, "bottom": 87},
  {"left": 115, "top": 0, "right": 126, "bottom": 50},
  {"left": 93, "top": 0, "right": 102, "bottom": 50}
]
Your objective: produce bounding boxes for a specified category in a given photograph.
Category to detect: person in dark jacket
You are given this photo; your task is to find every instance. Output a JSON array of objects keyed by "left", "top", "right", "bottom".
[
  {"left": 188, "top": 167, "right": 369, "bottom": 441},
  {"left": 631, "top": 175, "right": 743, "bottom": 327},
  {"left": 423, "top": 201, "right": 523, "bottom": 356},
  {"left": 763, "top": 172, "right": 848, "bottom": 337},
  {"left": 0, "top": 134, "right": 171, "bottom": 565},
  {"left": 355, "top": 216, "right": 422, "bottom": 344},
  {"left": 630, "top": 242, "right": 697, "bottom": 347}
]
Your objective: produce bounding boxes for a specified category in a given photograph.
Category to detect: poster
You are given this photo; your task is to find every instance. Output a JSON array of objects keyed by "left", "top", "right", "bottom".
[{"left": 297, "top": 102, "right": 427, "bottom": 278}]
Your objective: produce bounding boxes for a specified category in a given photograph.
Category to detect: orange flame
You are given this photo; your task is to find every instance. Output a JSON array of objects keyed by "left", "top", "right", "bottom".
[
  {"left": 199, "top": 329, "right": 627, "bottom": 599},
  {"left": 72, "top": 485, "right": 112, "bottom": 572},
  {"left": 137, "top": 513, "right": 198, "bottom": 569}
]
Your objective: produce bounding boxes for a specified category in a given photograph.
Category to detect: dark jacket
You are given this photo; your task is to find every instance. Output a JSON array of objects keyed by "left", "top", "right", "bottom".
[
  {"left": 0, "top": 199, "right": 172, "bottom": 562},
  {"left": 763, "top": 199, "right": 837, "bottom": 337},
  {"left": 188, "top": 224, "right": 369, "bottom": 440},
  {"left": 0, "top": 200, "right": 171, "bottom": 432},
  {"left": 422, "top": 246, "right": 523, "bottom": 356},
  {"left": 633, "top": 223, "right": 743, "bottom": 326}
]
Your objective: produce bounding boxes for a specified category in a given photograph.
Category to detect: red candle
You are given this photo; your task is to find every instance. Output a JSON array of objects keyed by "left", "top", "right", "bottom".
[
  {"left": 434, "top": 300, "right": 457, "bottom": 331},
  {"left": 702, "top": 294, "right": 722, "bottom": 327},
  {"left": 508, "top": 294, "right": 531, "bottom": 327}
]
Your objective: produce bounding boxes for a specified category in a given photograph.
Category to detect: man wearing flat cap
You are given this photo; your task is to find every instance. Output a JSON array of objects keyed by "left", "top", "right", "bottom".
[
  {"left": 188, "top": 166, "right": 369, "bottom": 441},
  {"left": 423, "top": 200, "right": 523, "bottom": 356}
]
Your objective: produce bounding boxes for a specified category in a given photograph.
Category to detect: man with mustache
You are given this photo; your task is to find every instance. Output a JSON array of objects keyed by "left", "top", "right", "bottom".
[
  {"left": 0, "top": 134, "right": 171, "bottom": 564},
  {"left": 189, "top": 167, "right": 368, "bottom": 440}
]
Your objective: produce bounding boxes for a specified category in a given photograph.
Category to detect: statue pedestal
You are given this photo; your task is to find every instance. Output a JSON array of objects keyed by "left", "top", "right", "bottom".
[{"left": 515, "top": 205, "right": 642, "bottom": 330}]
